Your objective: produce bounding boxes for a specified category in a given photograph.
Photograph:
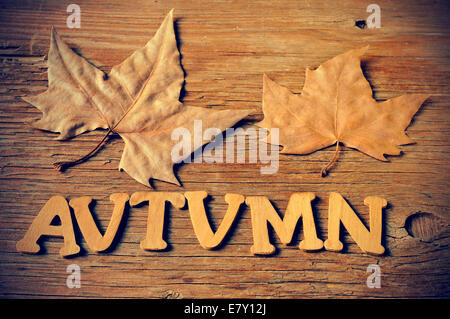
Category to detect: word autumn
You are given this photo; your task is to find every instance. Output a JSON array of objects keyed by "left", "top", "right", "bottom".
[{"left": 16, "top": 192, "right": 387, "bottom": 258}]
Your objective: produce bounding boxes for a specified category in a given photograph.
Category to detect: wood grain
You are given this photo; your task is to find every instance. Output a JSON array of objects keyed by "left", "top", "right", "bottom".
[{"left": 0, "top": 0, "right": 449, "bottom": 298}]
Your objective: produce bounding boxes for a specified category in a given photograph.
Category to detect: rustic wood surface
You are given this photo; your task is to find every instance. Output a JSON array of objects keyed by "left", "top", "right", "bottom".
[{"left": 0, "top": 0, "right": 449, "bottom": 298}]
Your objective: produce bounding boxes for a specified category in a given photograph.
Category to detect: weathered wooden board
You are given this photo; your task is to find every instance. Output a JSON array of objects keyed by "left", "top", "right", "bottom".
[{"left": 0, "top": 0, "right": 449, "bottom": 298}]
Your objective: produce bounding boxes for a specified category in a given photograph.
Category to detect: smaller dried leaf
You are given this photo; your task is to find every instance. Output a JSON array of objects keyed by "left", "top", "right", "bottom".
[{"left": 257, "top": 46, "right": 429, "bottom": 175}]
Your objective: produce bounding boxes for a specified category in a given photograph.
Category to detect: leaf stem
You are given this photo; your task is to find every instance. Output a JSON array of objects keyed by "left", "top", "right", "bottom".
[
  {"left": 320, "top": 142, "right": 340, "bottom": 177},
  {"left": 53, "top": 128, "right": 114, "bottom": 172}
]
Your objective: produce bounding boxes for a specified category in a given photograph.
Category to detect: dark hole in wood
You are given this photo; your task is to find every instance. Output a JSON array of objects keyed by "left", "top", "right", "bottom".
[
  {"left": 355, "top": 20, "right": 367, "bottom": 29},
  {"left": 404, "top": 212, "right": 446, "bottom": 242}
]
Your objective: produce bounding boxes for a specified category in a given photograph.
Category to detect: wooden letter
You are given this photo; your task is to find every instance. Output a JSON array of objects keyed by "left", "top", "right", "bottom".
[
  {"left": 324, "top": 192, "right": 387, "bottom": 255},
  {"left": 16, "top": 196, "right": 80, "bottom": 257},
  {"left": 130, "top": 192, "right": 185, "bottom": 251},
  {"left": 185, "top": 191, "right": 245, "bottom": 249},
  {"left": 69, "top": 193, "right": 129, "bottom": 253},
  {"left": 246, "top": 193, "right": 323, "bottom": 255}
]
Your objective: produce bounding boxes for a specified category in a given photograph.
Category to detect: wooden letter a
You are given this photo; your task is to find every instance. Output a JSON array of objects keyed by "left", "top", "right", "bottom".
[{"left": 16, "top": 196, "right": 80, "bottom": 257}]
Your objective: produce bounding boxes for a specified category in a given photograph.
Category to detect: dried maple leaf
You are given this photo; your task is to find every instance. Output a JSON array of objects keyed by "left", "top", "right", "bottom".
[
  {"left": 23, "top": 10, "right": 250, "bottom": 187},
  {"left": 257, "top": 46, "right": 429, "bottom": 176}
]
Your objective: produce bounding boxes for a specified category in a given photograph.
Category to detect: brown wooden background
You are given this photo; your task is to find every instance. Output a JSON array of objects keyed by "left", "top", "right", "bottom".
[{"left": 0, "top": 0, "right": 449, "bottom": 298}]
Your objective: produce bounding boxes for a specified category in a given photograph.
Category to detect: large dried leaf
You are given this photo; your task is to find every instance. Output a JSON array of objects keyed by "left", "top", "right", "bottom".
[
  {"left": 24, "top": 10, "right": 250, "bottom": 186},
  {"left": 257, "top": 46, "right": 429, "bottom": 175}
]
